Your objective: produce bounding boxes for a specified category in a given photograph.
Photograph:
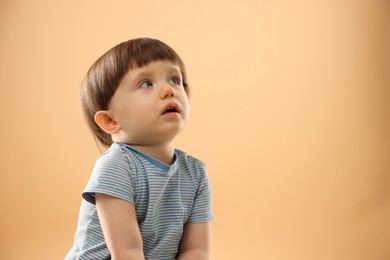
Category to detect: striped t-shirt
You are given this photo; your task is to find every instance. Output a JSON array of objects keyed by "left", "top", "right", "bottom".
[{"left": 66, "top": 142, "right": 214, "bottom": 260}]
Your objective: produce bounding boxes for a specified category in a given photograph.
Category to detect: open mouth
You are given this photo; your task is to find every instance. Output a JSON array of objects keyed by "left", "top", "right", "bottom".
[{"left": 162, "top": 103, "right": 180, "bottom": 115}]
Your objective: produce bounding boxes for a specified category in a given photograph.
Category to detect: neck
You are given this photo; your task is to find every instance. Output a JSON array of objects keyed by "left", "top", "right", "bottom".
[{"left": 132, "top": 142, "right": 176, "bottom": 165}]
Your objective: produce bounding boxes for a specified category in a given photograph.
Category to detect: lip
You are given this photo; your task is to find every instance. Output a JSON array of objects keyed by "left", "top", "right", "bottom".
[{"left": 161, "top": 102, "right": 180, "bottom": 115}]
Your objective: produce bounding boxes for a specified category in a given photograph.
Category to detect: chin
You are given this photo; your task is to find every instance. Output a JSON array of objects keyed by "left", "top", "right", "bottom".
[{"left": 164, "top": 125, "right": 186, "bottom": 138}]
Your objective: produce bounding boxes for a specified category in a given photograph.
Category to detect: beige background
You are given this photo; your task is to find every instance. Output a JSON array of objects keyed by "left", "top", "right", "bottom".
[{"left": 0, "top": 0, "right": 389, "bottom": 259}]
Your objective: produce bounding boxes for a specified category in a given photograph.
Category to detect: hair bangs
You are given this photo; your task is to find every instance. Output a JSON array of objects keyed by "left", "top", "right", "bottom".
[{"left": 127, "top": 38, "right": 180, "bottom": 70}]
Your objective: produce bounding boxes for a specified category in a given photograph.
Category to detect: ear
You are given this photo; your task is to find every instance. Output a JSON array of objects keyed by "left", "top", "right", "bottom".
[{"left": 94, "top": 111, "right": 120, "bottom": 134}]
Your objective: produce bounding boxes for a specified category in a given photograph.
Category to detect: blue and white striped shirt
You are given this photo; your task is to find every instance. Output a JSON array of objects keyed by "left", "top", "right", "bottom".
[{"left": 66, "top": 143, "right": 214, "bottom": 259}]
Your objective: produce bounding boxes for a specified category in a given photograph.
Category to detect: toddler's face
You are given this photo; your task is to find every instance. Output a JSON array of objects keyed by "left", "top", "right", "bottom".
[{"left": 108, "top": 60, "right": 190, "bottom": 145}]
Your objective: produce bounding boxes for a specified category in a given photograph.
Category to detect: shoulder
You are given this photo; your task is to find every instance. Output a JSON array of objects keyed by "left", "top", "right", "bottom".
[
  {"left": 83, "top": 143, "right": 138, "bottom": 204},
  {"left": 176, "top": 150, "right": 207, "bottom": 179},
  {"left": 177, "top": 149, "right": 205, "bottom": 166},
  {"left": 90, "top": 143, "right": 141, "bottom": 181},
  {"left": 95, "top": 143, "right": 136, "bottom": 168}
]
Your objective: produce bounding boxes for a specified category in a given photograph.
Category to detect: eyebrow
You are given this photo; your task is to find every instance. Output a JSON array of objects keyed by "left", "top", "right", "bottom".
[
  {"left": 132, "top": 71, "right": 153, "bottom": 80},
  {"left": 132, "top": 66, "right": 182, "bottom": 81}
]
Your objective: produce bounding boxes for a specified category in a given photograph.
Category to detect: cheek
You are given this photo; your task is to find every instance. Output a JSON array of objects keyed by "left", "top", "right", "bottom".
[
  {"left": 183, "top": 100, "right": 190, "bottom": 119},
  {"left": 180, "top": 94, "right": 190, "bottom": 112}
]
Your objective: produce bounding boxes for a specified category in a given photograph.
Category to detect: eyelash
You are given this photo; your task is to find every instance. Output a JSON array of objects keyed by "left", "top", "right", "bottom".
[
  {"left": 137, "top": 76, "right": 182, "bottom": 89},
  {"left": 168, "top": 76, "right": 181, "bottom": 85},
  {"left": 138, "top": 80, "right": 153, "bottom": 88}
]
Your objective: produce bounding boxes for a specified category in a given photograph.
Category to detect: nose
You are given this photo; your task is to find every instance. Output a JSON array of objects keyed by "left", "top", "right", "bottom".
[{"left": 160, "top": 85, "right": 176, "bottom": 99}]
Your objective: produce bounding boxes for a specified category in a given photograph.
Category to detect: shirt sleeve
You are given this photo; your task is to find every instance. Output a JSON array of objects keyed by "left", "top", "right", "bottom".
[
  {"left": 187, "top": 163, "right": 214, "bottom": 223},
  {"left": 82, "top": 149, "right": 135, "bottom": 205}
]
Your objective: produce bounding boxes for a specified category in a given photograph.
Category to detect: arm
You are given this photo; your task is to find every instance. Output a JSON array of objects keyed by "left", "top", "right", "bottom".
[
  {"left": 177, "top": 222, "right": 211, "bottom": 260},
  {"left": 95, "top": 193, "right": 145, "bottom": 260}
]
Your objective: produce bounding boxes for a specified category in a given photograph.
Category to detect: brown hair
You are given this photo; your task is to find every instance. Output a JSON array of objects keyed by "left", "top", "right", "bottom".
[{"left": 80, "top": 38, "right": 189, "bottom": 148}]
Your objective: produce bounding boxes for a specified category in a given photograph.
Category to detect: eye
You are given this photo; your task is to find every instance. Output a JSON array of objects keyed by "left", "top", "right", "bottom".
[
  {"left": 168, "top": 76, "right": 181, "bottom": 86},
  {"left": 138, "top": 80, "right": 153, "bottom": 88}
]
